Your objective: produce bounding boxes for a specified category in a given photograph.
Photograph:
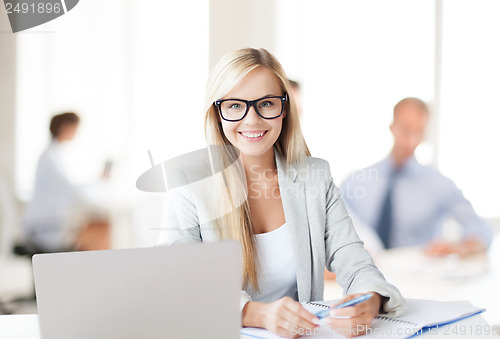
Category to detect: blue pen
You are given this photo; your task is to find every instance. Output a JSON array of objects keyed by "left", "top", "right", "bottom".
[{"left": 315, "top": 293, "right": 372, "bottom": 319}]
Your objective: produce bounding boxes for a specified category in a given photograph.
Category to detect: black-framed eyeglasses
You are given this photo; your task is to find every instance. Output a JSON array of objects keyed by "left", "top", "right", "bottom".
[{"left": 214, "top": 94, "right": 287, "bottom": 122}]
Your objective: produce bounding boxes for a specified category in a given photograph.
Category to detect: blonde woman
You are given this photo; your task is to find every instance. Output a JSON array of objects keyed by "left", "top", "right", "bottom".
[{"left": 159, "top": 48, "right": 405, "bottom": 338}]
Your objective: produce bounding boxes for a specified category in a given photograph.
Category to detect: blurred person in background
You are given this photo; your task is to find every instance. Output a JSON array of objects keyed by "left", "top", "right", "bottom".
[
  {"left": 22, "top": 112, "right": 110, "bottom": 253},
  {"left": 341, "top": 97, "right": 492, "bottom": 257},
  {"left": 288, "top": 79, "right": 302, "bottom": 118}
]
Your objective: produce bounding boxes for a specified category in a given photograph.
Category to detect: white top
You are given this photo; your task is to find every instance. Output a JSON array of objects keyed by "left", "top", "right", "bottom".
[
  {"left": 23, "top": 141, "right": 106, "bottom": 251},
  {"left": 23, "top": 141, "right": 80, "bottom": 251},
  {"left": 248, "top": 222, "right": 298, "bottom": 303}
]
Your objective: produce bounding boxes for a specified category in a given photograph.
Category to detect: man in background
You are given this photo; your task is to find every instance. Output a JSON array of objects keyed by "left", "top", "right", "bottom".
[
  {"left": 341, "top": 97, "right": 492, "bottom": 256},
  {"left": 23, "top": 112, "right": 110, "bottom": 253}
]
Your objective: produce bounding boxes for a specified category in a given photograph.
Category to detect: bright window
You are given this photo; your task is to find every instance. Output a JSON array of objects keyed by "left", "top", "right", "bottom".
[
  {"left": 439, "top": 0, "right": 500, "bottom": 217},
  {"left": 15, "top": 1, "right": 209, "bottom": 200}
]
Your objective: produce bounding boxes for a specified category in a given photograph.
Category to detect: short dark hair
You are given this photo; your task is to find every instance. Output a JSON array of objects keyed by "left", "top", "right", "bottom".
[
  {"left": 50, "top": 112, "right": 80, "bottom": 138},
  {"left": 393, "top": 97, "right": 429, "bottom": 120}
]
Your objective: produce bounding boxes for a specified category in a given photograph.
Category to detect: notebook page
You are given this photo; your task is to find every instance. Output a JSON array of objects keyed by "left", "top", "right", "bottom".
[
  {"left": 241, "top": 299, "right": 485, "bottom": 339},
  {"left": 382, "top": 299, "right": 485, "bottom": 328}
]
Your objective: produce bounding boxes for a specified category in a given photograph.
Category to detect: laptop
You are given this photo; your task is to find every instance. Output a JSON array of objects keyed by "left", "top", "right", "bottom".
[{"left": 32, "top": 241, "right": 242, "bottom": 339}]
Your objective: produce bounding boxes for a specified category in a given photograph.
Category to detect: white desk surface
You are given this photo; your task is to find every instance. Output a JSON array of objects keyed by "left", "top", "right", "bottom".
[
  {"left": 324, "top": 239, "right": 500, "bottom": 328},
  {"left": 1, "top": 313, "right": 498, "bottom": 339},
  {"left": 0, "top": 315, "right": 39, "bottom": 339}
]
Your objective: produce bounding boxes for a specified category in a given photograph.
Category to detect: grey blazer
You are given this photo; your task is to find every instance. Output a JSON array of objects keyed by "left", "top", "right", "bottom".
[{"left": 158, "top": 149, "right": 406, "bottom": 317}]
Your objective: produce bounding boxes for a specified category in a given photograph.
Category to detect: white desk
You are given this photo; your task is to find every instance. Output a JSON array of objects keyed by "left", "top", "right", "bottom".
[
  {"left": 375, "top": 247, "right": 500, "bottom": 327},
  {"left": 0, "top": 256, "right": 33, "bottom": 302},
  {"left": 0, "top": 315, "right": 39, "bottom": 339},
  {"left": 1, "top": 314, "right": 498, "bottom": 339},
  {"left": 324, "top": 239, "right": 500, "bottom": 329}
]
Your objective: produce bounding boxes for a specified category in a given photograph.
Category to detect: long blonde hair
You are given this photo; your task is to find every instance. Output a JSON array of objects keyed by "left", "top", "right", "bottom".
[{"left": 204, "top": 48, "right": 310, "bottom": 290}]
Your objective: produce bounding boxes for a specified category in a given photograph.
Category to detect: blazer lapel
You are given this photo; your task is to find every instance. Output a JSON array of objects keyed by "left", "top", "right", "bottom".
[{"left": 275, "top": 151, "right": 312, "bottom": 302}]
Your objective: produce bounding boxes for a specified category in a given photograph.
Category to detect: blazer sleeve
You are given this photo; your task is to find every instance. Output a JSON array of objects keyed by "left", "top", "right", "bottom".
[
  {"left": 156, "top": 185, "right": 202, "bottom": 246},
  {"left": 323, "top": 160, "right": 406, "bottom": 317},
  {"left": 156, "top": 186, "right": 252, "bottom": 312}
]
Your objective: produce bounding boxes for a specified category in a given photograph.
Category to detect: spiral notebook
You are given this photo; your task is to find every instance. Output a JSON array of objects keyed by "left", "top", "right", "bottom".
[{"left": 241, "top": 299, "right": 485, "bottom": 339}]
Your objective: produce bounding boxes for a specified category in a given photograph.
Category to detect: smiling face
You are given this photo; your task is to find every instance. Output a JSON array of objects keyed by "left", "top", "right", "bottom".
[{"left": 218, "top": 66, "right": 285, "bottom": 160}]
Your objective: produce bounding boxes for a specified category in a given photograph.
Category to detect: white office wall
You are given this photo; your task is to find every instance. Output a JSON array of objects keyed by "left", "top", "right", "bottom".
[
  {"left": 0, "top": 10, "right": 17, "bottom": 257},
  {"left": 15, "top": 0, "right": 209, "bottom": 197},
  {"left": 0, "top": 10, "right": 16, "bottom": 195},
  {"left": 438, "top": 0, "right": 500, "bottom": 217},
  {"left": 276, "top": 0, "right": 436, "bottom": 183},
  {"left": 130, "top": 0, "right": 208, "bottom": 180},
  {"left": 130, "top": 1, "right": 209, "bottom": 246},
  {"left": 209, "top": 0, "right": 276, "bottom": 69},
  {"left": 15, "top": 0, "right": 133, "bottom": 198}
]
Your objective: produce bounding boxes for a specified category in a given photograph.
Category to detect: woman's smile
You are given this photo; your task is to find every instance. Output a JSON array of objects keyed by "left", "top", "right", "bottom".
[{"left": 238, "top": 130, "right": 268, "bottom": 142}]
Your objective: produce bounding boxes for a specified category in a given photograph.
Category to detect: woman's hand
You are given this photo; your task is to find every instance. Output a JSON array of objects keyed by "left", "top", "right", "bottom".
[
  {"left": 242, "top": 297, "right": 319, "bottom": 338},
  {"left": 325, "top": 292, "right": 382, "bottom": 338}
]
